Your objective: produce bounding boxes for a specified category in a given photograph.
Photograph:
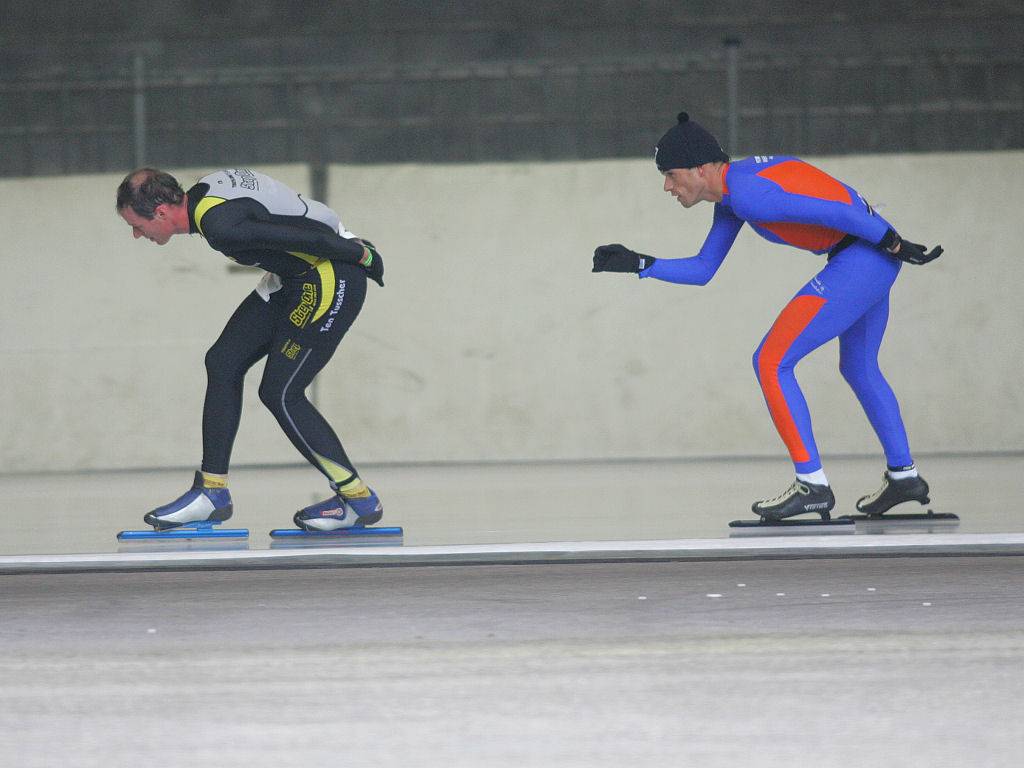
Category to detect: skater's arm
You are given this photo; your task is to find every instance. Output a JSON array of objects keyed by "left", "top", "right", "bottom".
[
  {"left": 734, "top": 176, "right": 943, "bottom": 263},
  {"left": 199, "top": 199, "right": 384, "bottom": 284},
  {"left": 199, "top": 199, "right": 366, "bottom": 262},
  {"left": 730, "top": 172, "right": 890, "bottom": 245},
  {"left": 639, "top": 203, "right": 744, "bottom": 285}
]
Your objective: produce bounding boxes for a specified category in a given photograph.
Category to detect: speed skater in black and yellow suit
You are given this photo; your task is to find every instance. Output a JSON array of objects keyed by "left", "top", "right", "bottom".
[{"left": 117, "top": 167, "right": 384, "bottom": 532}]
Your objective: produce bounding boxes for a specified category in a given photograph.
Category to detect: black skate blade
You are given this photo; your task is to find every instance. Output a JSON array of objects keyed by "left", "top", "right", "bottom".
[
  {"left": 728, "top": 518, "right": 855, "bottom": 537},
  {"left": 269, "top": 526, "right": 404, "bottom": 549},
  {"left": 840, "top": 510, "right": 960, "bottom": 528}
]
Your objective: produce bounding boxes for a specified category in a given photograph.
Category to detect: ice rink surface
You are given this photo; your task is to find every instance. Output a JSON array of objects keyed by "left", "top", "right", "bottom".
[
  {"left": 1, "top": 454, "right": 1023, "bottom": 555},
  {"left": 1, "top": 455, "right": 1023, "bottom": 766},
  {"left": 2, "top": 557, "right": 1023, "bottom": 767}
]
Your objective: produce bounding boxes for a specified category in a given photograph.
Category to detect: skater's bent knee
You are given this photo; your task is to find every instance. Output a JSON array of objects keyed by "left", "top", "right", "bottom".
[
  {"left": 751, "top": 347, "right": 764, "bottom": 378},
  {"left": 257, "top": 382, "right": 308, "bottom": 413},
  {"left": 839, "top": 357, "right": 881, "bottom": 389},
  {"left": 257, "top": 381, "right": 281, "bottom": 410},
  {"left": 204, "top": 343, "right": 236, "bottom": 375},
  {"left": 204, "top": 345, "right": 249, "bottom": 385}
]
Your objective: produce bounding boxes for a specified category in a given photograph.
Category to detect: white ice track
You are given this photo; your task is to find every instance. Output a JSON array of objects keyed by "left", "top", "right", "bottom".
[
  {"left": 5, "top": 457, "right": 1023, "bottom": 768},
  {"left": 3, "top": 532, "right": 1024, "bottom": 574},
  {"left": 5, "top": 555, "right": 1024, "bottom": 767}
]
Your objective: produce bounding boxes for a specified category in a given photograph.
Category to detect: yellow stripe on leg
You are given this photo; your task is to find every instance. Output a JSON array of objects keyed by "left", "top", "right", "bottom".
[
  {"left": 312, "top": 452, "right": 369, "bottom": 498},
  {"left": 336, "top": 477, "right": 369, "bottom": 498},
  {"left": 287, "top": 252, "right": 335, "bottom": 322},
  {"left": 200, "top": 472, "right": 229, "bottom": 489}
]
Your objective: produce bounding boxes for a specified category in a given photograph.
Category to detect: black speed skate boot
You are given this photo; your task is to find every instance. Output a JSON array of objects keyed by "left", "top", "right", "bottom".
[
  {"left": 856, "top": 473, "right": 929, "bottom": 517},
  {"left": 753, "top": 480, "right": 836, "bottom": 522}
]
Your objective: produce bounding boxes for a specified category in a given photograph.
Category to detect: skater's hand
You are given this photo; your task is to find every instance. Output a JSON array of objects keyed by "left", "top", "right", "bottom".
[
  {"left": 592, "top": 244, "right": 656, "bottom": 274},
  {"left": 893, "top": 239, "right": 943, "bottom": 265},
  {"left": 878, "top": 228, "right": 943, "bottom": 265},
  {"left": 358, "top": 239, "right": 385, "bottom": 286}
]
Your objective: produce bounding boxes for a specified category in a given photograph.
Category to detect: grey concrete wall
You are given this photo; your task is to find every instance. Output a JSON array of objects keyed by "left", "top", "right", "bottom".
[{"left": 1, "top": 153, "right": 1020, "bottom": 472}]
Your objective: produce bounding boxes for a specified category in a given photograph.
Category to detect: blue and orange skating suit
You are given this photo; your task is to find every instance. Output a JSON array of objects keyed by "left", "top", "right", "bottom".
[{"left": 641, "top": 156, "right": 913, "bottom": 474}]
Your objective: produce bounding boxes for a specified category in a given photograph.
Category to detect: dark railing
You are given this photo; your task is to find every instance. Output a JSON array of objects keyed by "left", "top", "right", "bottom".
[{"left": 1, "top": 49, "right": 1021, "bottom": 177}]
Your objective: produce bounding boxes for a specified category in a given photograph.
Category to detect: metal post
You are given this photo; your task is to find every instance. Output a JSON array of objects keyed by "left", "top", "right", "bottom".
[
  {"left": 311, "top": 161, "right": 328, "bottom": 206},
  {"left": 133, "top": 51, "right": 146, "bottom": 167},
  {"left": 309, "top": 160, "right": 328, "bottom": 408},
  {"left": 724, "top": 38, "right": 741, "bottom": 154}
]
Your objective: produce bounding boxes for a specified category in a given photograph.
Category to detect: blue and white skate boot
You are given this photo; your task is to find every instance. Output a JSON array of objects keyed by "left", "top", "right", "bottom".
[
  {"left": 143, "top": 471, "right": 234, "bottom": 531},
  {"left": 293, "top": 488, "right": 383, "bottom": 532}
]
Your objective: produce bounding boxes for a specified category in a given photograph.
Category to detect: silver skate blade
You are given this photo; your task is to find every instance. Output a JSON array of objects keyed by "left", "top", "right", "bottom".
[
  {"left": 268, "top": 526, "right": 404, "bottom": 549},
  {"left": 842, "top": 510, "right": 960, "bottom": 532},
  {"left": 728, "top": 518, "right": 855, "bottom": 537}
]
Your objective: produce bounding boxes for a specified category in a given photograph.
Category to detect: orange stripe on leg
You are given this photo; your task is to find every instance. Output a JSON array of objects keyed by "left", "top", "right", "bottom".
[{"left": 757, "top": 295, "right": 827, "bottom": 464}]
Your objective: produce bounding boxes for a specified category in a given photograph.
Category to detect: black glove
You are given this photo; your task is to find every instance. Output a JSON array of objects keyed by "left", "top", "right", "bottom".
[
  {"left": 893, "top": 239, "right": 943, "bottom": 265},
  {"left": 592, "top": 244, "right": 656, "bottom": 274},
  {"left": 358, "top": 239, "right": 385, "bottom": 286},
  {"left": 877, "top": 228, "right": 943, "bottom": 266}
]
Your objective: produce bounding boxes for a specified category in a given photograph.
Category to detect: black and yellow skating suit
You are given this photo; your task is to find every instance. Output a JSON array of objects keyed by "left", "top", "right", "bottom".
[{"left": 186, "top": 169, "right": 378, "bottom": 492}]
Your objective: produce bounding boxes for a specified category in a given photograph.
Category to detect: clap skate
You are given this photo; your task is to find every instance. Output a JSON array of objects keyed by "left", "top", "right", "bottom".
[
  {"left": 840, "top": 473, "right": 958, "bottom": 527},
  {"left": 729, "top": 479, "right": 854, "bottom": 534},
  {"left": 117, "top": 471, "right": 249, "bottom": 543},
  {"left": 270, "top": 487, "right": 402, "bottom": 547}
]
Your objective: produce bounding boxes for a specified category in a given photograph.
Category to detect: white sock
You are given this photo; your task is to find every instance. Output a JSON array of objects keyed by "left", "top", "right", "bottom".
[
  {"left": 797, "top": 469, "right": 829, "bottom": 486},
  {"left": 888, "top": 465, "right": 918, "bottom": 480}
]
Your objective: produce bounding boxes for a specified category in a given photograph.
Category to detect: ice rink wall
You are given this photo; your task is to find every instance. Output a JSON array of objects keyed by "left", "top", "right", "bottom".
[{"left": 1, "top": 151, "right": 1021, "bottom": 472}]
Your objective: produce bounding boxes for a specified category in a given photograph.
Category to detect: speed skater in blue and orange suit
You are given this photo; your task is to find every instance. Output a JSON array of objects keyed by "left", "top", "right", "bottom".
[
  {"left": 116, "top": 167, "right": 386, "bottom": 533},
  {"left": 592, "top": 112, "right": 942, "bottom": 522}
]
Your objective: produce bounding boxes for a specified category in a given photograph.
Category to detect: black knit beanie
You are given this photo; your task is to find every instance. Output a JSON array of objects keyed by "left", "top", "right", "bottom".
[{"left": 654, "top": 112, "right": 730, "bottom": 171}]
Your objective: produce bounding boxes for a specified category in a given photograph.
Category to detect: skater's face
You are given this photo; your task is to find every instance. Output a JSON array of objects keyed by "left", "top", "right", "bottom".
[
  {"left": 662, "top": 167, "right": 708, "bottom": 208},
  {"left": 119, "top": 204, "right": 178, "bottom": 245}
]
